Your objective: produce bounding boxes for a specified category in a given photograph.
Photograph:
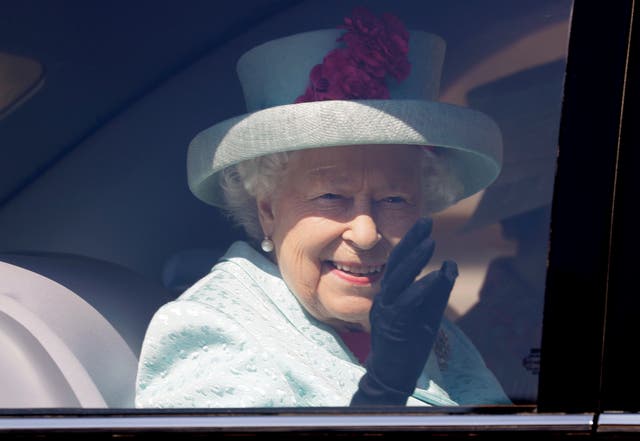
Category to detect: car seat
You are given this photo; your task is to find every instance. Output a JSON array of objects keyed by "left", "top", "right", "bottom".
[
  {"left": 161, "top": 247, "right": 226, "bottom": 295},
  {"left": 0, "top": 253, "right": 174, "bottom": 408}
]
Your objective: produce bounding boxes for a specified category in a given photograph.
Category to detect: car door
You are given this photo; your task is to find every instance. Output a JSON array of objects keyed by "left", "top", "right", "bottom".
[{"left": 0, "top": 0, "right": 637, "bottom": 438}]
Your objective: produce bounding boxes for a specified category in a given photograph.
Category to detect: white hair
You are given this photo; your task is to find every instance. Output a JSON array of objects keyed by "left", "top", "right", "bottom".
[{"left": 219, "top": 148, "right": 463, "bottom": 242}]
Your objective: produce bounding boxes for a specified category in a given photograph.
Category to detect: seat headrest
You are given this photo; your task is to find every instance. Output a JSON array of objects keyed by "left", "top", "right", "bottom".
[{"left": 0, "top": 260, "right": 138, "bottom": 407}]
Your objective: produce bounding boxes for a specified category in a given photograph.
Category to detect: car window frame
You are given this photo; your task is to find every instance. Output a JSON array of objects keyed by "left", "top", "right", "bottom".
[
  {"left": 598, "top": 0, "right": 640, "bottom": 424},
  {"left": 538, "top": 0, "right": 635, "bottom": 415}
]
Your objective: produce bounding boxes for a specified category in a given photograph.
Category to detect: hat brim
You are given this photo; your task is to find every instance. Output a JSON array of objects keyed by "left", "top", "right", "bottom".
[{"left": 187, "top": 99, "right": 502, "bottom": 210}]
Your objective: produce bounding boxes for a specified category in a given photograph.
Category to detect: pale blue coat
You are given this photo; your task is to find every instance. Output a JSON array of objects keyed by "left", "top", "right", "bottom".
[{"left": 135, "top": 241, "right": 510, "bottom": 407}]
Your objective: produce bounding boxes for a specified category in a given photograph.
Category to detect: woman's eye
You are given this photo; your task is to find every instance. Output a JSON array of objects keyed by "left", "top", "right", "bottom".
[
  {"left": 381, "top": 196, "right": 407, "bottom": 204},
  {"left": 318, "top": 193, "right": 342, "bottom": 200}
]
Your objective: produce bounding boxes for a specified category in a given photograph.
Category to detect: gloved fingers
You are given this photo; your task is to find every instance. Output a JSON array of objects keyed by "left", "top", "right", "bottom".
[
  {"left": 372, "top": 260, "right": 457, "bottom": 343},
  {"left": 385, "top": 260, "right": 457, "bottom": 314},
  {"left": 440, "top": 260, "right": 459, "bottom": 283},
  {"left": 408, "top": 260, "right": 458, "bottom": 317},
  {"left": 380, "top": 235, "right": 435, "bottom": 302},
  {"left": 383, "top": 217, "right": 432, "bottom": 277}
]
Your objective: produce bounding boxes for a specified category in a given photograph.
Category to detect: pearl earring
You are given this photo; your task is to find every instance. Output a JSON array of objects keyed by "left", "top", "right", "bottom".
[{"left": 261, "top": 237, "right": 274, "bottom": 252}]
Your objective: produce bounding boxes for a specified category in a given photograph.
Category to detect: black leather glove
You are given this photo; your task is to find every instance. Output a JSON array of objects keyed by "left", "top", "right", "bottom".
[{"left": 350, "top": 217, "right": 458, "bottom": 406}]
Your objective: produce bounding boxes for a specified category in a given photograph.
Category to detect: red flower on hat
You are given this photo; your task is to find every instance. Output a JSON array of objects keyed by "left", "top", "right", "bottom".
[
  {"left": 296, "top": 48, "right": 390, "bottom": 102},
  {"left": 340, "top": 7, "right": 410, "bottom": 81},
  {"left": 295, "top": 7, "right": 410, "bottom": 103}
]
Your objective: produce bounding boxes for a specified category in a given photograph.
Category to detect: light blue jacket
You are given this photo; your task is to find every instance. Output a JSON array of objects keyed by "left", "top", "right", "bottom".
[{"left": 135, "top": 241, "right": 510, "bottom": 407}]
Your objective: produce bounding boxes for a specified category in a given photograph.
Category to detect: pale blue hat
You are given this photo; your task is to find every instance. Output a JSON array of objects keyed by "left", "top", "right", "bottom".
[{"left": 187, "top": 29, "right": 503, "bottom": 210}]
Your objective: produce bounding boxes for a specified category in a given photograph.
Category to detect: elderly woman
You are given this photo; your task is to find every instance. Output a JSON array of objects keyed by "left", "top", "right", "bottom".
[{"left": 135, "top": 8, "right": 509, "bottom": 407}]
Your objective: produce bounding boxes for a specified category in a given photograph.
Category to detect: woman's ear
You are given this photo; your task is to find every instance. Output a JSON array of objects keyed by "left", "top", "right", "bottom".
[{"left": 256, "top": 194, "right": 276, "bottom": 237}]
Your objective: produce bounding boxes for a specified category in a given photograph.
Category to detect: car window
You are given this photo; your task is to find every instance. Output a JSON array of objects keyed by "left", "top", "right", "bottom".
[{"left": 0, "top": 0, "right": 576, "bottom": 419}]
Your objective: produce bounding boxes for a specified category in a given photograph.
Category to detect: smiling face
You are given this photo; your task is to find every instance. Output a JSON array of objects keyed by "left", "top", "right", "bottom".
[{"left": 257, "top": 144, "right": 424, "bottom": 332}]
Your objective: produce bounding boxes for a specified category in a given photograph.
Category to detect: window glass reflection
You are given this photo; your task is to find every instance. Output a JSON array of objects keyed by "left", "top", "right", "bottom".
[
  {"left": 455, "top": 61, "right": 565, "bottom": 403},
  {"left": 0, "top": 0, "right": 572, "bottom": 409}
]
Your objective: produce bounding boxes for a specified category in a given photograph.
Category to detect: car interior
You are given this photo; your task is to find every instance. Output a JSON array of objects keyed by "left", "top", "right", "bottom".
[{"left": 0, "top": 0, "right": 573, "bottom": 409}]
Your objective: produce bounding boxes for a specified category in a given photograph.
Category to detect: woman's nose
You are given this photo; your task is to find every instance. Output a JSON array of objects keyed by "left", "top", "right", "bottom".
[{"left": 342, "top": 212, "right": 382, "bottom": 250}]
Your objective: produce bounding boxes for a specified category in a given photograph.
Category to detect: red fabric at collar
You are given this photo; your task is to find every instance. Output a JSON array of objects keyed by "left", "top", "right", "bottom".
[{"left": 338, "top": 330, "right": 371, "bottom": 365}]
